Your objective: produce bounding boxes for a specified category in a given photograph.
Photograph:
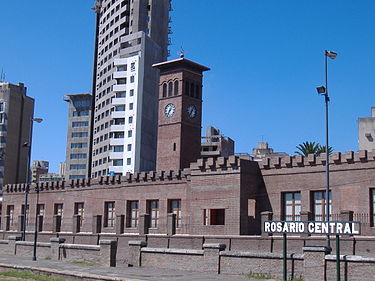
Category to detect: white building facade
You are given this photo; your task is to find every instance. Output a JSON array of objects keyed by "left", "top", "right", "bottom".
[{"left": 91, "top": 0, "right": 171, "bottom": 177}]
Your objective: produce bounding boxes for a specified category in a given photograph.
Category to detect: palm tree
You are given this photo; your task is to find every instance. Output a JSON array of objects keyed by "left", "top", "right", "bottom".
[
  {"left": 295, "top": 141, "right": 333, "bottom": 156},
  {"left": 295, "top": 141, "right": 321, "bottom": 156},
  {"left": 317, "top": 145, "right": 333, "bottom": 156}
]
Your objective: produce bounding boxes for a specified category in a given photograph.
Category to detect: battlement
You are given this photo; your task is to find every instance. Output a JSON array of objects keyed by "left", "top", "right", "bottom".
[
  {"left": 259, "top": 150, "right": 375, "bottom": 170},
  {"left": 4, "top": 169, "right": 192, "bottom": 194},
  {"left": 189, "top": 155, "right": 245, "bottom": 172}
]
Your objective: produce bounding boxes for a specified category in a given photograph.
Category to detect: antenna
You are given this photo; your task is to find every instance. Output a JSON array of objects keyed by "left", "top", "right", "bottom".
[
  {"left": 0, "top": 69, "right": 5, "bottom": 82},
  {"left": 178, "top": 45, "right": 186, "bottom": 58},
  {"left": 92, "top": 0, "right": 102, "bottom": 13}
]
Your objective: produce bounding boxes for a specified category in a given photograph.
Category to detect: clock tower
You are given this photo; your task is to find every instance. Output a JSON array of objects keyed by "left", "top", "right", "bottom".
[{"left": 153, "top": 57, "right": 210, "bottom": 171}]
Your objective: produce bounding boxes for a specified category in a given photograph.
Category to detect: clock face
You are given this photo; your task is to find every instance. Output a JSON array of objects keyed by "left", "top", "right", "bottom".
[
  {"left": 164, "top": 103, "right": 176, "bottom": 118},
  {"left": 187, "top": 105, "right": 197, "bottom": 118}
]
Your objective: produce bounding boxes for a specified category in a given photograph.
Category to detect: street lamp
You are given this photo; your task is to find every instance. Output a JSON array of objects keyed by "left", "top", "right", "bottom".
[
  {"left": 22, "top": 117, "right": 43, "bottom": 242},
  {"left": 316, "top": 50, "right": 337, "bottom": 250}
]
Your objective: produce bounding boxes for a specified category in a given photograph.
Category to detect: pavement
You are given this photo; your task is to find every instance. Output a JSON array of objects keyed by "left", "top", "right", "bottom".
[{"left": 0, "top": 254, "right": 276, "bottom": 281}]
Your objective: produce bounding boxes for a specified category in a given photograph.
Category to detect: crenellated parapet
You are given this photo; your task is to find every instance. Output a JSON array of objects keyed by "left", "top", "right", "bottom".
[
  {"left": 189, "top": 156, "right": 245, "bottom": 173},
  {"left": 4, "top": 169, "right": 191, "bottom": 194},
  {"left": 259, "top": 150, "right": 375, "bottom": 170}
]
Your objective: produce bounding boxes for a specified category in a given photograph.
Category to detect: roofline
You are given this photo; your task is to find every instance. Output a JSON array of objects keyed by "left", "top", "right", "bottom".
[{"left": 152, "top": 57, "right": 210, "bottom": 71}]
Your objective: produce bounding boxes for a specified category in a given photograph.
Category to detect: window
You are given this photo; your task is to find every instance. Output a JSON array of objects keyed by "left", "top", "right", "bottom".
[
  {"left": 130, "top": 76, "right": 135, "bottom": 83},
  {"left": 69, "top": 175, "right": 85, "bottom": 179},
  {"left": 130, "top": 89, "right": 134, "bottom": 96},
  {"left": 104, "top": 202, "right": 115, "bottom": 227},
  {"left": 127, "top": 201, "right": 139, "bottom": 228},
  {"left": 283, "top": 192, "right": 301, "bottom": 221},
  {"left": 168, "top": 82, "right": 173, "bottom": 97},
  {"left": 128, "top": 116, "right": 133, "bottom": 124},
  {"left": 114, "top": 118, "right": 125, "bottom": 125},
  {"left": 117, "top": 65, "right": 126, "bottom": 71},
  {"left": 203, "top": 209, "right": 225, "bottom": 225},
  {"left": 116, "top": 92, "right": 126, "bottom": 98},
  {"left": 74, "top": 202, "right": 84, "bottom": 227},
  {"left": 195, "top": 85, "right": 200, "bottom": 99},
  {"left": 70, "top": 164, "right": 86, "bottom": 170},
  {"left": 72, "top": 132, "right": 88, "bottom": 138},
  {"left": 113, "top": 159, "right": 123, "bottom": 166},
  {"left": 0, "top": 113, "right": 4, "bottom": 124},
  {"left": 0, "top": 102, "right": 4, "bottom": 112},
  {"left": 126, "top": 158, "right": 131, "bottom": 165},
  {"left": 129, "top": 103, "right": 133, "bottom": 110},
  {"left": 113, "top": 145, "right": 124, "bottom": 152},
  {"left": 54, "top": 204, "right": 63, "bottom": 216},
  {"left": 147, "top": 200, "right": 159, "bottom": 228},
  {"left": 21, "top": 204, "right": 29, "bottom": 227},
  {"left": 127, "top": 144, "right": 132, "bottom": 151},
  {"left": 72, "top": 121, "right": 89, "bottom": 127},
  {"left": 185, "top": 81, "right": 189, "bottom": 96},
  {"left": 128, "top": 130, "right": 132, "bottom": 137},
  {"left": 174, "top": 80, "right": 179, "bottom": 96},
  {"left": 71, "top": 143, "right": 88, "bottom": 149},
  {"left": 117, "top": 78, "right": 126, "bottom": 84},
  {"left": 6, "top": 205, "right": 14, "bottom": 229},
  {"left": 70, "top": 153, "right": 87, "bottom": 159},
  {"left": 114, "top": 132, "right": 124, "bottom": 138},
  {"left": 73, "top": 111, "right": 89, "bottom": 117},
  {"left": 131, "top": 62, "right": 135, "bottom": 71},
  {"left": 371, "top": 189, "right": 375, "bottom": 227},
  {"left": 169, "top": 199, "right": 182, "bottom": 228},
  {"left": 37, "top": 204, "right": 45, "bottom": 217},
  {"left": 162, "top": 84, "right": 167, "bottom": 97},
  {"left": 312, "top": 191, "right": 332, "bottom": 221},
  {"left": 115, "top": 105, "right": 125, "bottom": 111}
]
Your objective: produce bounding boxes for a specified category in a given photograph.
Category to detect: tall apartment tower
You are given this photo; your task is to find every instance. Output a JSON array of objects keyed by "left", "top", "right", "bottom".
[
  {"left": 64, "top": 94, "right": 92, "bottom": 181},
  {"left": 0, "top": 82, "right": 34, "bottom": 193},
  {"left": 91, "top": 0, "right": 171, "bottom": 178}
]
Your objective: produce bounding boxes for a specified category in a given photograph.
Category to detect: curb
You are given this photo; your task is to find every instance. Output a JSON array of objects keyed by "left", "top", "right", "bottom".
[{"left": 0, "top": 263, "right": 144, "bottom": 281}]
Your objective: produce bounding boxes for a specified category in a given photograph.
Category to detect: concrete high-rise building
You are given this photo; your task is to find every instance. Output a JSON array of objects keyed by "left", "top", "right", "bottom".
[
  {"left": 0, "top": 82, "right": 34, "bottom": 193},
  {"left": 30, "top": 160, "right": 49, "bottom": 183},
  {"left": 358, "top": 107, "right": 375, "bottom": 151},
  {"left": 91, "top": 0, "right": 171, "bottom": 178},
  {"left": 64, "top": 94, "right": 92, "bottom": 181},
  {"left": 201, "top": 126, "right": 234, "bottom": 159}
]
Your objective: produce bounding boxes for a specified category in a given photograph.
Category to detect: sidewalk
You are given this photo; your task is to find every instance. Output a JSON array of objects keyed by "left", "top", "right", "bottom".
[{"left": 0, "top": 254, "right": 275, "bottom": 281}]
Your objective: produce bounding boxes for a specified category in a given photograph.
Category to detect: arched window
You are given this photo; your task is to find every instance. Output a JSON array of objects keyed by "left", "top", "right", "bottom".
[
  {"left": 195, "top": 85, "right": 200, "bottom": 99},
  {"left": 174, "top": 80, "right": 179, "bottom": 96},
  {"left": 185, "top": 81, "right": 190, "bottom": 96},
  {"left": 162, "top": 83, "right": 167, "bottom": 98},
  {"left": 190, "top": 82, "right": 195, "bottom": 97},
  {"left": 168, "top": 82, "right": 173, "bottom": 97}
]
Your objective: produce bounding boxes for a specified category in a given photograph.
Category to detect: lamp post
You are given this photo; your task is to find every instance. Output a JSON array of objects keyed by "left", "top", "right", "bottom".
[
  {"left": 316, "top": 50, "right": 337, "bottom": 250},
  {"left": 22, "top": 117, "right": 42, "bottom": 243}
]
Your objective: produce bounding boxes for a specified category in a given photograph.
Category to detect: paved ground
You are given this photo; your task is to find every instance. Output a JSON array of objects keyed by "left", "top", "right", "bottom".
[{"left": 0, "top": 254, "right": 276, "bottom": 281}]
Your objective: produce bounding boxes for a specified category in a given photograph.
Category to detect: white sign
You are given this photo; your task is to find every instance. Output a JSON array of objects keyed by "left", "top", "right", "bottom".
[{"left": 264, "top": 221, "right": 361, "bottom": 235}]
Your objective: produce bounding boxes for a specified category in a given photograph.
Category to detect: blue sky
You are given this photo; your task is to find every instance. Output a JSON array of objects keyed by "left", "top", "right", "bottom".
[{"left": 1, "top": 0, "right": 374, "bottom": 172}]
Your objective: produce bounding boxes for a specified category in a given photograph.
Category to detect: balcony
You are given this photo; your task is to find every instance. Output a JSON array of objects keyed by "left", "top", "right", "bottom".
[
  {"left": 110, "top": 138, "right": 125, "bottom": 146},
  {"left": 108, "top": 166, "right": 123, "bottom": 173},
  {"left": 113, "top": 84, "right": 127, "bottom": 92},
  {"left": 110, "top": 152, "right": 124, "bottom": 159},
  {"left": 111, "top": 111, "right": 126, "bottom": 119},
  {"left": 113, "top": 72, "right": 127, "bottom": 79},
  {"left": 114, "top": 58, "right": 128, "bottom": 66},
  {"left": 110, "top": 124, "right": 126, "bottom": 132},
  {"left": 112, "top": 98, "right": 126, "bottom": 105}
]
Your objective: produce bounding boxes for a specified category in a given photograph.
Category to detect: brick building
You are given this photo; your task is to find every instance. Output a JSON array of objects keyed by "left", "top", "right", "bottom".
[{"left": 1, "top": 57, "right": 375, "bottom": 241}]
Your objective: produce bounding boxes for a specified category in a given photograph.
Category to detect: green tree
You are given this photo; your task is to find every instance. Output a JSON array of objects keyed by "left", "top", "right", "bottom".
[
  {"left": 295, "top": 141, "right": 333, "bottom": 156},
  {"left": 317, "top": 145, "right": 333, "bottom": 156},
  {"left": 295, "top": 141, "right": 321, "bottom": 156}
]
